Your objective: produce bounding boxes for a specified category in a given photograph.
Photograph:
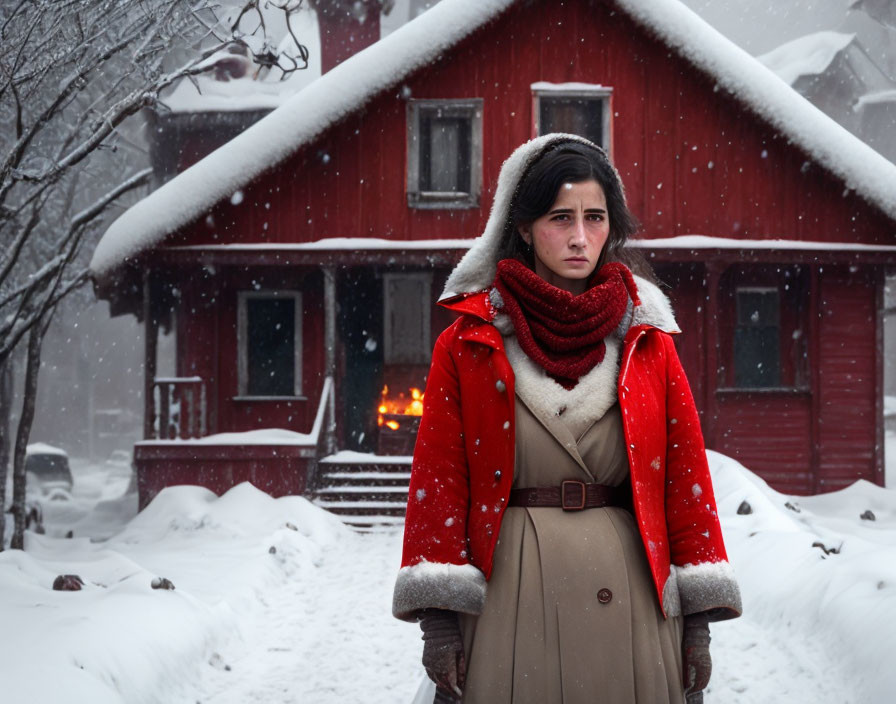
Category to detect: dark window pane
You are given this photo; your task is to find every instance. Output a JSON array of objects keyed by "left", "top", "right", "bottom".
[
  {"left": 420, "top": 113, "right": 471, "bottom": 192},
  {"left": 734, "top": 289, "right": 780, "bottom": 387},
  {"left": 247, "top": 298, "right": 295, "bottom": 396},
  {"left": 734, "top": 327, "right": 781, "bottom": 386},
  {"left": 539, "top": 96, "right": 603, "bottom": 145},
  {"left": 736, "top": 290, "right": 780, "bottom": 326}
]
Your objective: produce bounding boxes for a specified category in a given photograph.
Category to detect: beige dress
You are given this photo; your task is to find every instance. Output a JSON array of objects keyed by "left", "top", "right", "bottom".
[{"left": 458, "top": 396, "right": 685, "bottom": 704}]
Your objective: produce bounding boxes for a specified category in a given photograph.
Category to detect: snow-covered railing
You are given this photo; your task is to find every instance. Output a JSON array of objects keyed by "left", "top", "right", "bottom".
[
  {"left": 306, "top": 376, "right": 336, "bottom": 488},
  {"left": 311, "top": 375, "right": 335, "bottom": 451},
  {"left": 152, "top": 376, "right": 206, "bottom": 440}
]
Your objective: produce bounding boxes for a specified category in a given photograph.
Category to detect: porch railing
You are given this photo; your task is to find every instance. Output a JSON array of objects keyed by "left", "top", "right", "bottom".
[
  {"left": 307, "top": 376, "right": 335, "bottom": 488},
  {"left": 151, "top": 376, "right": 207, "bottom": 439}
]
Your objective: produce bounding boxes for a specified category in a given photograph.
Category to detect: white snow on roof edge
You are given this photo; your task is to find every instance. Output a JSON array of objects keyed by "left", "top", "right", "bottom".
[
  {"left": 757, "top": 31, "right": 855, "bottom": 86},
  {"left": 615, "top": 0, "right": 896, "bottom": 220},
  {"left": 26, "top": 442, "right": 68, "bottom": 456},
  {"left": 90, "top": 0, "right": 896, "bottom": 278},
  {"left": 89, "top": 0, "right": 516, "bottom": 278}
]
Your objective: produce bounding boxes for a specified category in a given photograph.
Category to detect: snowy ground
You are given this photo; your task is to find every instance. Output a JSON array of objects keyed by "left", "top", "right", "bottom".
[{"left": 1, "top": 452, "right": 894, "bottom": 703}]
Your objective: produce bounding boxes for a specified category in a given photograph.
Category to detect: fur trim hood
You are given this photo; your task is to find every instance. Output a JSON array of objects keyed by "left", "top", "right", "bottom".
[
  {"left": 441, "top": 133, "right": 679, "bottom": 335},
  {"left": 442, "top": 133, "right": 627, "bottom": 300}
]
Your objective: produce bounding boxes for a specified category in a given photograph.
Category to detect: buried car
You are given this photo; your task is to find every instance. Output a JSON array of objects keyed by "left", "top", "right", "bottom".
[{"left": 25, "top": 443, "right": 73, "bottom": 499}]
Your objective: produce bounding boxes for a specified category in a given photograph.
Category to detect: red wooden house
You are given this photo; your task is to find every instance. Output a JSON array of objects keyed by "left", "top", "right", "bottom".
[{"left": 90, "top": 0, "right": 896, "bottom": 514}]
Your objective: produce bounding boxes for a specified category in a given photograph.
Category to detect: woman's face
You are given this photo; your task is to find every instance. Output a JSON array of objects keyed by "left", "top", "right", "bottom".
[{"left": 518, "top": 179, "right": 610, "bottom": 295}]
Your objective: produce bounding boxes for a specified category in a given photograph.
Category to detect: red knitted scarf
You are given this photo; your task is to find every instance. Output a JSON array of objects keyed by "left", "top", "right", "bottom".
[{"left": 493, "top": 259, "right": 640, "bottom": 389}]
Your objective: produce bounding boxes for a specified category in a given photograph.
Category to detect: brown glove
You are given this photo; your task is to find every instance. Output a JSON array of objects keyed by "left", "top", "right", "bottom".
[
  {"left": 419, "top": 609, "right": 466, "bottom": 701},
  {"left": 682, "top": 612, "right": 712, "bottom": 700}
]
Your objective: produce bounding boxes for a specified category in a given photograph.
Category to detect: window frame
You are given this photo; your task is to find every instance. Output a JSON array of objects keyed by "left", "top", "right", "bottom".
[
  {"left": 531, "top": 82, "right": 613, "bottom": 154},
  {"left": 382, "top": 272, "right": 432, "bottom": 365},
  {"left": 406, "top": 98, "right": 483, "bottom": 210},
  {"left": 717, "top": 265, "right": 809, "bottom": 393},
  {"left": 236, "top": 290, "right": 303, "bottom": 400}
]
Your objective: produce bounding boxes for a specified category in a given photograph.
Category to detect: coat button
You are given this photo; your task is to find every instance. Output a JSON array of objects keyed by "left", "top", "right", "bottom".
[
  {"left": 495, "top": 379, "right": 506, "bottom": 393},
  {"left": 597, "top": 588, "right": 613, "bottom": 604},
  {"left": 494, "top": 470, "right": 502, "bottom": 481}
]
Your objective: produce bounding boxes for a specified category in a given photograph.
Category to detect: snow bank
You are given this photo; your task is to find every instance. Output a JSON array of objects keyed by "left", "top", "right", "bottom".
[
  {"left": 0, "top": 482, "right": 348, "bottom": 704},
  {"left": 757, "top": 31, "right": 855, "bottom": 85},
  {"left": 91, "top": 0, "right": 896, "bottom": 280},
  {"left": 709, "top": 451, "right": 896, "bottom": 703},
  {"left": 2, "top": 450, "right": 896, "bottom": 701}
]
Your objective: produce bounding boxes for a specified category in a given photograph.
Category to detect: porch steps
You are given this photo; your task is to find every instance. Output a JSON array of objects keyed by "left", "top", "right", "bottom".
[{"left": 311, "top": 456, "right": 412, "bottom": 531}]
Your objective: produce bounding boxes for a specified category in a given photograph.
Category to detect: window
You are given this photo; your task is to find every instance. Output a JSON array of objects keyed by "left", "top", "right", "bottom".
[
  {"left": 532, "top": 82, "right": 612, "bottom": 151},
  {"left": 237, "top": 291, "right": 302, "bottom": 397},
  {"left": 734, "top": 288, "right": 780, "bottom": 388},
  {"left": 383, "top": 273, "right": 432, "bottom": 364},
  {"left": 407, "top": 99, "right": 483, "bottom": 208},
  {"left": 719, "top": 265, "right": 809, "bottom": 391}
]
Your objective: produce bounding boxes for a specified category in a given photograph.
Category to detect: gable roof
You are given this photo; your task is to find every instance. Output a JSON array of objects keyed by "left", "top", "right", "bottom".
[
  {"left": 90, "top": 0, "right": 896, "bottom": 279},
  {"left": 757, "top": 32, "right": 856, "bottom": 86}
]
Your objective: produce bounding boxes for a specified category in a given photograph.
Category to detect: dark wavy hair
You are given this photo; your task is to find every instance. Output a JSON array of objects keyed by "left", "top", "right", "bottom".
[{"left": 497, "top": 141, "right": 643, "bottom": 274}]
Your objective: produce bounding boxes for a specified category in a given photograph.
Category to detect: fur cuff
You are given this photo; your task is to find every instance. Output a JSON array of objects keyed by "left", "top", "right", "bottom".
[
  {"left": 392, "top": 561, "right": 487, "bottom": 622},
  {"left": 661, "top": 569, "right": 682, "bottom": 618},
  {"left": 674, "top": 561, "right": 743, "bottom": 621}
]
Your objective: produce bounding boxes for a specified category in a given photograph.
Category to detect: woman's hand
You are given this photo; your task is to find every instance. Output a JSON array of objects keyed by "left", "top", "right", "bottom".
[
  {"left": 682, "top": 612, "right": 712, "bottom": 700},
  {"left": 419, "top": 609, "right": 466, "bottom": 700}
]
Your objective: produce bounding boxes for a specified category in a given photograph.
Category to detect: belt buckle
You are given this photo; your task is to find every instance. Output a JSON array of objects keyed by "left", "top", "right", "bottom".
[{"left": 561, "top": 480, "right": 586, "bottom": 511}]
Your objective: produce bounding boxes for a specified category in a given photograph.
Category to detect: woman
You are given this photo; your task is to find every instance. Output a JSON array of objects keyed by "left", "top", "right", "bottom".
[{"left": 392, "top": 134, "right": 742, "bottom": 703}]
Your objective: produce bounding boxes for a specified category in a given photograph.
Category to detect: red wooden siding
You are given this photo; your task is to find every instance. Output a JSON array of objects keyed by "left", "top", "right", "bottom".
[
  {"left": 134, "top": 443, "right": 312, "bottom": 509},
  {"left": 656, "top": 264, "right": 706, "bottom": 419},
  {"left": 174, "top": 265, "right": 326, "bottom": 436},
  {"left": 714, "top": 392, "right": 814, "bottom": 493},
  {"left": 816, "top": 267, "right": 880, "bottom": 491},
  {"left": 131, "top": 0, "right": 896, "bottom": 495},
  {"left": 163, "top": 0, "right": 893, "bottom": 256}
]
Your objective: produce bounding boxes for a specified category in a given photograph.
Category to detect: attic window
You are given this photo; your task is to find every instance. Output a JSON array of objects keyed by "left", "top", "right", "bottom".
[
  {"left": 237, "top": 291, "right": 303, "bottom": 398},
  {"left": 532, "top": 83, "right": 612, "bottom": 152},
  {"left": 407, "top": 99, "right": 483, "bottom": 209}
]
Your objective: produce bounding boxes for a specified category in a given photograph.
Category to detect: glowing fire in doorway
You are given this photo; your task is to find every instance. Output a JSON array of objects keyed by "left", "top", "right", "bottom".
[{"left": 378, "top": 385, "right": 424, "bottom": 431}]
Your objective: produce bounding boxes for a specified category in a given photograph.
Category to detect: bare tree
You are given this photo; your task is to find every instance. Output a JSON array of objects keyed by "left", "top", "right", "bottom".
[{"left": 0, "top": 0, "right": 309, "bottom": 549}]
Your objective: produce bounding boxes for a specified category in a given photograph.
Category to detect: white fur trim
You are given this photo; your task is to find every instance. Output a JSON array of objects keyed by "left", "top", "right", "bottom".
[
  {"left": 392, "top": 561, "right": 487, "bottom": 622},
  {"left": 662, "top": 568, "right": 682, "bottom": 618},
  {"left": 494, "top": 274, "right": 677, "bottom": 441},
  {"left": 630, "top": 275, "right": 680, "bottom": 334},
  {"left": 505, "top": 334, "right": 621, "bottom": 440},
  {"left": 674, "top": 560, "right": 743, "bottom": 621}
]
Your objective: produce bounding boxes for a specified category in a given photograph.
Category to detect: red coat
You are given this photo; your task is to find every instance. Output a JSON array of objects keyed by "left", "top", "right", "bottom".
[{"left": 393, "top": 291, "right": 742, "bottom": 623}]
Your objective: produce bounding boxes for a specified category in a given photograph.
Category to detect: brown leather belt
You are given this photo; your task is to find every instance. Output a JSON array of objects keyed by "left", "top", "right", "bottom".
[{"left": 508, "top": 480, "right": 630, "bottom": 511}]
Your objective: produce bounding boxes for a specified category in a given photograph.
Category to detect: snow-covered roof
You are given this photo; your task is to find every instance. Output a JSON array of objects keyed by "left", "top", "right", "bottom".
[
  {"left": 159, "top": 6, "right": 322, "bottom": 113},
  {"left": 629, "top": 235, "right": 896, "bottom": 252},
  {"left": 757, "top": 31, "right": 855, "bottom": 86},
  {"left": 167, "top": 237, "right": 475, "bottom": 252},
  {"left": 26, "top": 442, "right": 68, "bottom": 457},
  {"left": 137, "top": 428, "right": 316, "bottom": 446},
  {"left": 857, "top": 89, "right": 896, "bottom": 108},
  {"left": 90, "top": 0, "right": 896, "bottom": 279}
]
